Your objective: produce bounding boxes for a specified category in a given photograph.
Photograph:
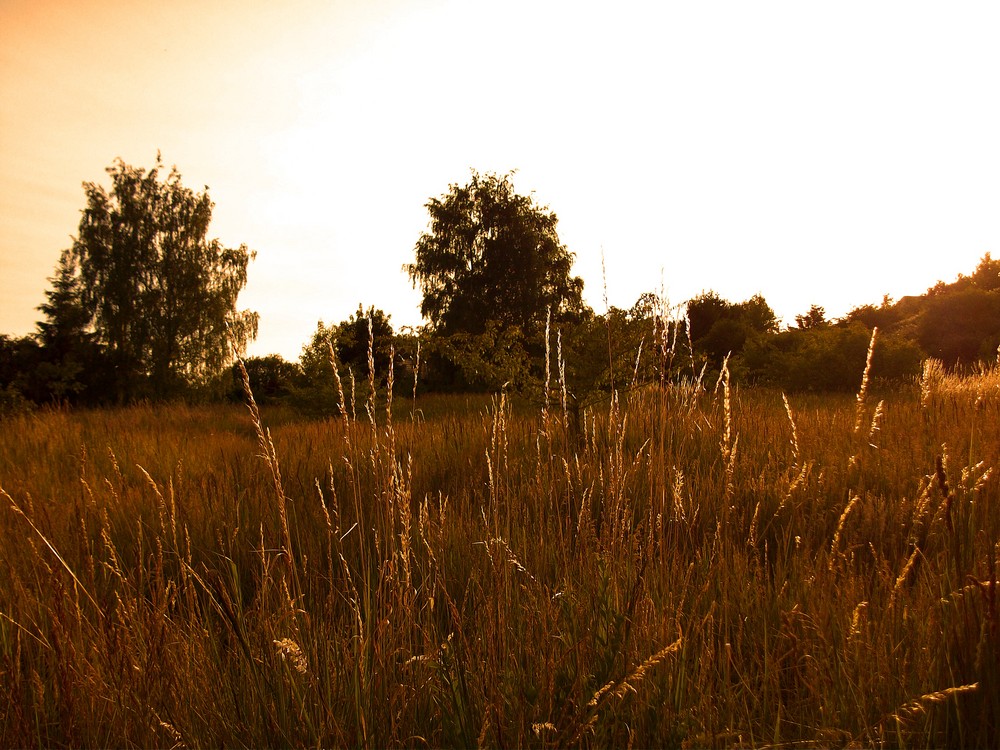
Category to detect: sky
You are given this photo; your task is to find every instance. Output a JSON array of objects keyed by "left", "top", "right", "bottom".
[{"left": 3, "top": 1, "right": 1000, "bottom": 360}]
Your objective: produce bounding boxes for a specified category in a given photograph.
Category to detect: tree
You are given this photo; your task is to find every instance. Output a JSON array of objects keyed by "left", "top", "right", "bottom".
[
  {"left": 231, "top": 355, "right": 302, "bottom": 405},
  {"left": 794, "top": 304, "right": 828, "bottom": 330},
  {"left": 918, "top": 288, "right": 1000, "bottom": 365},
  {"left": 970, "top": 252, "right": 1000, "bottom": 291},
  {"left": 405, "top": 171, "right": 585, "bottom": 336},
  {"left": 846, "top": 295, "right": 899, "bottom": 331},
  {"left": 332, "top": 305, "right": 396, "bottom": 377},
  {"left": 35, "top": 248, "right": 103, "bottom": 402},
  {"left": 686, "top": 291, "right": 777, "bottom": 370},
  {"left": 740, "top": 294, "right": 779, "bottom": 335},
  {"left": 293, "top": 306, "right": 397, "bottom": 415},
  {"left": 686, "top": 291, "right": 731, "bottom": 344},
  {"left": 293, "top": 321, "right": 341, "bottom": 416},
  {"left": 71, "top": 155, "right": 258, "bottom": 400}
]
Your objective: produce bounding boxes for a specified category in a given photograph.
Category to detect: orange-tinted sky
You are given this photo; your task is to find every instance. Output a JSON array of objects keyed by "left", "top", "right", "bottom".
[{"left": 3, "top": 1, "right": 1000, "bottom": 359}]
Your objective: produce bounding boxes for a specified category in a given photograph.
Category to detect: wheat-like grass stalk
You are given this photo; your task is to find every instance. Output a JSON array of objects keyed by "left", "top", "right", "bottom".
[
  {"left": 348, "top": 367, "right": 357, "bottom": 422},
  {"left": 328, "top": 342, "right": 350, "bottom": 435},
  {"left": 848, "top": 600, "right": 868, "bottom": 641},
  {"left": 386, "top": 343, "right": 395, "bottom": 440},
  {"left": 867, "top": 399, "right": 885, "bottom": 445},
  {"left": 542, "top": 307, "right": 551, "bottom": 429},
  {"left": 565, "top": 636, "right": 683, "bottom": 746},
  {"left": 748, "top": 500, "right": 761, "bottom": 549},
  {"left": 854, "top": 327, "right": 878, "bottom": 434},
  {"left": 890, "top": 547, "right": 921, "bottom": 607},
  {"left": 589, "top": 636, "right": 683, "bottom": 701},
  {"left": 829, "top": 494, "right": 860, "bottom": 570},
  {"left": 783, "top": 392, "right": 800, "bottom": 465},
  {"left": 719, "top": 359, "right": 738, "bottom": 503},
  {"left": 365, "top": 317, "right": 377, "bottom": 426},
  {"left": 558, "top": 327, "right": 568, "bottom": 426},
  {"left": 411, "top": 339, "right": 420, "bottom": 422},
  {"left": 889, "top": 682, "right": 978, "bottom": 725},
  {"left": 921, "top": 358, "right": 945, "bottom": 408},
  {"left": 273, "top": 636, "right": 308, "bottom": 675}
]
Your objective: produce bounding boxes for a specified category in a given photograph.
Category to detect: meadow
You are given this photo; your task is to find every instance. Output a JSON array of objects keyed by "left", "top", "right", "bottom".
[{"left": 2, "top": 351, "right": 1000, "bottom": 748}]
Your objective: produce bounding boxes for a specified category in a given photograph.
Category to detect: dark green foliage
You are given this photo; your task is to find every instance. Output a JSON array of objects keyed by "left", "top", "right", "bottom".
[
  {"left": 560, "top": 300, "right": 688, "bottom": 398},
  {"left": 687, "top": 292, "right": 777, "bottom": 370},
  {"left": 406, "top": 171, "right": 586, "bottom": 337},
  {"left": 231, "top": 355, "right": 302, "bottom": 404},
  {"left": 34, "top": 248, "right": 107, "bottom": 403},
  {"left": 71, "top": 155, "right": 258, "bottom": 401},
  {"left": 418, "top": 322, "right": 532, "bottom": 394},
  {"left": 332, "top": 305, "right": 395, "bottom": 376},
  {"left": 558, "top": 309, "right": 617, "bottom": 397},
  {"left": 291, "top": 306, "right": 397, "bottom": 415},
  {"left": 929, "top": 251, "right": 1000, "bottom": 295},
  {"left": 293, "top": 321, "right": 345, "bottom": 416},
  {"left": 918, "top": 288, "right": 1000, "bottom": 366},
  {"left": 845, "top": 295, "right": 900, "bottom": 330},
  {"left": 686, "top": 290, "right": 731, "bottom": 343},
  {"left": 794, "top": 304, "right": 828, "bottom": 330},
  {"left": 405, "top": 171, "right": 590, "bottom": 391},
  {"left": 0, "top": 335, "right": 41, "bottom": 411},
  {"left": 738, "top": 322, "right": 923, "bottom": 391}
]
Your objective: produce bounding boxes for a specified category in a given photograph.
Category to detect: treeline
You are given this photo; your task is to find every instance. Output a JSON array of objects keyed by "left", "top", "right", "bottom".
[
  {"left": 3, "top": 156, "right": 1000, "bottom": 415},
  {"left": 231, "top": 252, "right": 999, "bottom": 413}
]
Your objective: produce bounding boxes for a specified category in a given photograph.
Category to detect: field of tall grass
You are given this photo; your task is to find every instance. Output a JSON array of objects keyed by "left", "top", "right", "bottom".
[{"left": 2, "top": 345, "right": 1000, "bottom": 747}]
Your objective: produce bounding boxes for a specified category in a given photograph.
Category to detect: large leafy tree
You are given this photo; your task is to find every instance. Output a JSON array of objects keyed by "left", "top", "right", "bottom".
[
  {"left": 69, "top": 155, "right": 258, "bottom": 400},
  {"left": 406, "top": 171, "right": 585, "bottom": 336}
]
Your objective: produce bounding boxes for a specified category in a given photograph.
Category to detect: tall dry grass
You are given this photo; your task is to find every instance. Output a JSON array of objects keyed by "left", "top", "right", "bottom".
[{"left": 2, "top": 342, "right": 1000, "bottom": 746}]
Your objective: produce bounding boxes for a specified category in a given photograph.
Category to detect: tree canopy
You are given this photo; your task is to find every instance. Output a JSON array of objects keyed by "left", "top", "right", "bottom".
[
  {"left": 293, "top": 306, "right": 398, "bottom": 415},
  {"left": 67, "top": 155, "right": 258, "bottom": 400},
  {"left": 686, "top": 292, "right": 777, "bottom": 369},
  {"left": 405, "top": 171, "right": 585, "bottom": 336},
  {"left": 795, "top": 304, "right": 828, "bottom": 330}
]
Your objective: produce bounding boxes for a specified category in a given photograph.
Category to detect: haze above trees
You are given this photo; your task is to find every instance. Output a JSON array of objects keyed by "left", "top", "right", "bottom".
[{"left": 3, "top": 157, "right": 1000, "bottom": 415}]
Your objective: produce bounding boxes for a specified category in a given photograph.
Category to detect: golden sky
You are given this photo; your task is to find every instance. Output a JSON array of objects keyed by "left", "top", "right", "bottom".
[{"left": 3, "top": 0, "right": 1000, "bottom": 359}]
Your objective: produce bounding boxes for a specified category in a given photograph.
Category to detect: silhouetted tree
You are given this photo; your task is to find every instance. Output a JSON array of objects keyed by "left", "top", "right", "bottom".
[
  {"left": 72, "top": 155, "right": 257, "bottom": 401},
  {"left": 405, "top": 171, "right": 585, "bottom": 336},
  {"left": 333, "top": 305, "right": 396, "bottom": 376},
  {"left": 969, "top": 252, "right": 1000, "bottom": 291},
  {"left": 794, "top": 304, "right": 828, "bottom": 330},
  {"left": 918, "top": 288, "right": 1000, "bottom": 365},
  {"left": 846, "top": 295, "right": 898, "bottom": 330},
  {"left": 35, "top": 248, "right": 104, "bottom": 402},
  {"left": 687, "top": 291, "right": 777, "bottom": 369},
  {"left": 232, "top": 355, "right": 302, "bottom": 404},
  {"left": 293, "top": 306, "right": 397, "bottom": 415},
  {"left": 686, "top": 291, "right": 731, "bottom": 344}
]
